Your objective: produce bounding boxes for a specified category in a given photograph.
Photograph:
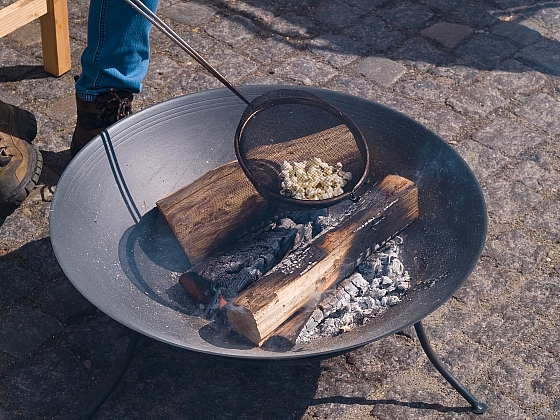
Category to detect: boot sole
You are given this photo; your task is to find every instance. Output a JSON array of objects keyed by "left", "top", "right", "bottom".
[{"left": 0, "top": 108, "right": 43, "bottom": 216}]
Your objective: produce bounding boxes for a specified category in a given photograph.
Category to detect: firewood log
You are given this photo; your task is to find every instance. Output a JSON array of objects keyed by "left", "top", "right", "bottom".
[
  {"left": 157, "top": 124, "right": 361, "bottom": 264},
  {"left": 226, "top": 175, "right": 419, "bottom": 346}
]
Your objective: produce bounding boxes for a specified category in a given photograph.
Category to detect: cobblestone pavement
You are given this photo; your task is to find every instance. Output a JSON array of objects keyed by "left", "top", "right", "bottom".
[{"left": 2, "top": 0, "right": 560, "bottom": 419}]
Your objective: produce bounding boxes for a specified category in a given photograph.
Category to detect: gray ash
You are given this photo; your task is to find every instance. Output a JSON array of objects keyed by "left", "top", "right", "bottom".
[{"left": 296, "top": 237, "right": 409, "bottom": 343}]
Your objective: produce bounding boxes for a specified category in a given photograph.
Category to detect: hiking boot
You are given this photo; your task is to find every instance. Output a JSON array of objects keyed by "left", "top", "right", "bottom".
[
  {"left": 71, "top": 89, "right": 133, "bottom": 157},
  {"left": 0, "top": 101, "right": 43, "bottom": 216}
]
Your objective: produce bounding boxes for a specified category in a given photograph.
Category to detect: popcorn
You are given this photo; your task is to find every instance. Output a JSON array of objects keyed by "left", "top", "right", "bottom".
[{"left": 279, "top": 157, "right": 352, "bottom": 200}]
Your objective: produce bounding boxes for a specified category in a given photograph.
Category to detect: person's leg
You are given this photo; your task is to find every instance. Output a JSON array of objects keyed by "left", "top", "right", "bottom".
[
  {"left": 0, "top": 101, "right": 42, "bottom": 216},
  {"left": 72, "top": 0, "right": 159, "bottom": 157}
]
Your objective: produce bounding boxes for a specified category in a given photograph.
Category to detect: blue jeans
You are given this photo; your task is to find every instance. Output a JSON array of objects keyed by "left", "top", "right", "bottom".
[{"left": 75, "top": 0, "right": 160, "bottom": 102}]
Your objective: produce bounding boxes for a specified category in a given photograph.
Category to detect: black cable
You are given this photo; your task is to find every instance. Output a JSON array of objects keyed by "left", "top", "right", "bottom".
[{"left": 83, "top": 331, "right": 140, "bottom": 420}]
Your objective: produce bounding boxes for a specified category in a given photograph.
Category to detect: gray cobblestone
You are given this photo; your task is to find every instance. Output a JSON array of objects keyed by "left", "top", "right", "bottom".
[
  {"left": 205, "top": 15, "right": 258, "bottom": 47},
  {"left": 0, "top": 261, "right": 41, "bottom": 307},
  {"left": 514, "top": 93, "right": 560, "bottom": 133},
  {"left": 454, "top": 139, "right": 509, "bottom": 181},
  {"left": 348, "top": 16, "right": 403, "bottom": 51},
  {"left": 274, "top": 56, "right": 338, "bottom": 85},
  {"left": 161, "top": 1, "right": 217, "bottom": 26},
  {"left": 315, "top": 0, "right": 365, "bottom": 28},
  {"left": 484, "top": 229, "right": 545, "bottom": 274},
  {"left": 491, "top": 19, "right": 546, "bottom": 47},
  {"left": 379, "top": 2, "right": 434, "bottom": 30},
  {"left": 308, "top": 34, "right": 368, "bottom": 67},
  {"left": 269, "top": 13, "right": 314, "bottom": 37},
  {"left": 484, "top": 59, "right": 547, "bottom": 95},
  {"left": 516, "top": 38, "right": 560, "bottom": 76},
  {"left": 421, "top": 22, "right": 474, "bottom": 49},
  {"left": 0, "top": 307, "right": 63, "bottom": 357},
  {"left": 524, "top": 199, "right": 560, "bottom": 243},
  {"left": 446, "top": 83, "right": 507, "bottom": 117},
  {"left": 456, "top": 34, "right": 518, "bottom": 69},
  {"left": 355, "top": 56, "right": 406, "bottom": 87}
]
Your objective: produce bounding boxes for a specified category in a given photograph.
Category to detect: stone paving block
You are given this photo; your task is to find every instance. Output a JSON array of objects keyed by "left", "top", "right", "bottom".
[
  {"left": 342, "top": 0, "right": 389, "bottom": 11},
  {"left": 152, "top": 29, "right": 220, "bottom": 56},
  {"left": 421, "top": 22, "right": 474, "bottom": 49},
  {"left": 315, "top": 0, "right": 365, "bottom": 28},
  {"left": 509, "top": 160, "right": 560, "bottom": 193},
  {"left": 488, "top": 358, "right": 545, "bottom": 407},
  {"left": 466, "top": 383, "right": 528, "bottom": 419},
  {"left": 14, "top": 74, "right": 75, "bottom": 102},
  {"left": 167, "top": 72, "right": 222, "bottom": 97},
  {"left": 0, "top": 213, "right": 37, "bottom": 251},
  {"left": 456, "top": 33, "right": 518, "bottom": 69},
  {"left": 345, "top": 335, "right": 424, "bottom": 385},
  {"left": 0, "top": 261, "right": 42, "bottom": 307},
  {"left": 484, "top": 59, "right": 547, "bottom": 95},
  {"left": 0, "top": 90, "right": 23, "bottom": 107},
  {"left": 329, "top": 75, "right": 382, "bottom": 100},
  {"left": 430, "top": 63, "right": 481, "bottom": 84},
  {"left": 161, "top": 1, "right": 217, "bottom": 26},
  {"left": 355, "top": 56, "right": 406, "bottom": 87},
  {"left": 471, "top": 117, "right": 544, "bottom": 157},
  {"left": 269, "top": 13, "right": 314, "bottom": 37},
  {"left": 528, "top": 4, "right": 560, "bottom": 28},
  {"left": 347, "top": 16, "right": 403, "bottom": 51},
  {"left": 452, "top": 259, "right": 514, "bottom": 305},
  {"left": 14, "top": 237, "right": 65, "bottom": 281},
  {"left": 514, "top": 93, "right": 560, "bottom": 133},
  {"left": 394, "top": 37, "right": 448, "bottom": 68},
  {"left": 484, "top": 229, "right": 545, "bottom": 274},
  {"left": 244, "top": 35, "right": 294, "bottom": 65},
  {"left": 370, "top": 384, "right": 442, "bottom": 419},
  {"left": 2, "top": 347, "right": 90, "bottom": 418},
  {"left": 227, "top": 1, "right": 276, "bottom": 24},
  {"left": 454, "top": 139, "right": 509, "bottom": 182},
  {"left": 69, "top": 315, "right": 132, "bottom": 372},
  {"left": 491, "top": 19, "right": 545, "bottom": 47},
  {"left": 423, "top": 309, "right": 473, "bottom": 343},
  {"left": 205, "top": 15, "right": 258, "bottom": 47},
  {"left": 464, "top": 304, "right": 537, "bottom": 351},
  {"left": 419, "top": 0, "right": 464, "bottom": 13},
  {"left": 396, "top": 78, "right": 451, "bottom": 102},
  {"left": 516, "top": 38, "right": 560, "bottom": 77},
  {"left": 209, "top": 49, "right": 258, "bottom": 83},
  {"left": 517, "top": 276, "right": 560, "bottom": 318},
  {"left": 416, "top": 107, "right": 469, "bottom": 141},
  {"left": 0, "top": 307, "right": 63, "bottom": 357},
  {"left": 274, "top": 56, "right": 338, "bottom": 85},
  {"left": 39, "top": 278, "right": 95, "bottom": 322},
  {"left": 144, "top": 53, "right": 186, "bottom": 88},
  {"left": 427, "top": 338, "right": 493, "bottom": 383},
  {"left": 379, "top": 2, "right": 434, "bottom": 30},
  {"left": 0, "top": 408, "right": 17, "bottom": 420},
  {"left": 524, "top": 199, "right": 560, "bottom": 243},
  {"left": 452, "top": 2, "right": 501, "bottom": 29},
  {"left": 446, "top": 83, "right": 507, "bottom": 117},
  {"left": 44, "top": 95, "right": 75, "bottom": 123},
  {"left": 308, "top": 34, "right": 368, "bottom": 67},
  {"left": 377, "top": 93, "right": 425, "bottom": 118}
]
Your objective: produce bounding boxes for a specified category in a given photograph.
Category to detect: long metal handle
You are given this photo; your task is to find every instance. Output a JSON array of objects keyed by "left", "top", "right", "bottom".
[{"left": 123, "top": 0, "right": 251, "bottom": 105}]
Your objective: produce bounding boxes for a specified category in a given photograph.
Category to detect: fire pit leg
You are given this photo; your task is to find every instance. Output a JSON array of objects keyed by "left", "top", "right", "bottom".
[{"left": 414, "top": 321, "right": 488, "bottom": 414}]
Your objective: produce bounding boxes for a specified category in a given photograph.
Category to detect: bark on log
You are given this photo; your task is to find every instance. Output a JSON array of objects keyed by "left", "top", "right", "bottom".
[
  {"left": 157, "top": 124, "right": 361, "bottom": 264},
  {"left": 226, "top": 174, "right": 419, "bottom": 346}
]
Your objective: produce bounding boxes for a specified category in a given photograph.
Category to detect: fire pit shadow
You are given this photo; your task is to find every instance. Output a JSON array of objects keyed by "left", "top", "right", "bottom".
[{"left": 118, "top": 207, "right": 198, "bottom": 316}]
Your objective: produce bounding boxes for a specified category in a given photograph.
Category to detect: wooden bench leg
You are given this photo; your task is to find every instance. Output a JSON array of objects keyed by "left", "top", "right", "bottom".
[{"left": 39, "top": 0, "right": 71, "bottom": 76}]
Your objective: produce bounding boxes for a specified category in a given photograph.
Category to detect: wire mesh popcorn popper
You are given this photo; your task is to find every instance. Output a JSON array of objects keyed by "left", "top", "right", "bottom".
[{"left": 124, "top": 0, "right": 370, "bottom": 209}]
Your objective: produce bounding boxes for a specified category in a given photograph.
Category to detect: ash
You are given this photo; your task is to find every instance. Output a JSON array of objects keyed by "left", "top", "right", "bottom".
[{"left": 296, "top": 237, "right": 409, "bottom": 343}]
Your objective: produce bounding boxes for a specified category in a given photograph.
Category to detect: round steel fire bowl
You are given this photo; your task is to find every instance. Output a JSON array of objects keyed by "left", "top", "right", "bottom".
[{"left": 50, "top": 86, "right": 487, "bottom": 362}]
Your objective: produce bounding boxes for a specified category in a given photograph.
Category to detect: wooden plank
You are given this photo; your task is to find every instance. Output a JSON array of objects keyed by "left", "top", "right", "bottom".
[
  {"left": 39, "top": 0, "right": 71, "bottom": 76},
  {"left": 226, "top": 175, "right": 419, "bottom": 346},
  {"left": 0, "top": 0, "right": 48, "bottom": 38}
]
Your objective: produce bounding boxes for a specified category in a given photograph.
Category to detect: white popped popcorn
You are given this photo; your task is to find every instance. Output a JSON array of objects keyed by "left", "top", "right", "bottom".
[{"left": 279, "top": 157, "right": 352, "bottom": 200}]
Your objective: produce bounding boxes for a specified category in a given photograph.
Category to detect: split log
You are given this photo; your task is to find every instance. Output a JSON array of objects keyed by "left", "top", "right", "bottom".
[
  {"left": 226, "top": 174, "right": 419, "bottom": 346},
  {"left": 157, "top": 124, "right": 360, "bottom": 264}
]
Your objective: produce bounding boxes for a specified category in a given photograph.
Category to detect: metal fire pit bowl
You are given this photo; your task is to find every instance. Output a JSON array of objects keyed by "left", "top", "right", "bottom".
[{"left": 50, "top": 86, "right": 486, "bottom": 362}]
